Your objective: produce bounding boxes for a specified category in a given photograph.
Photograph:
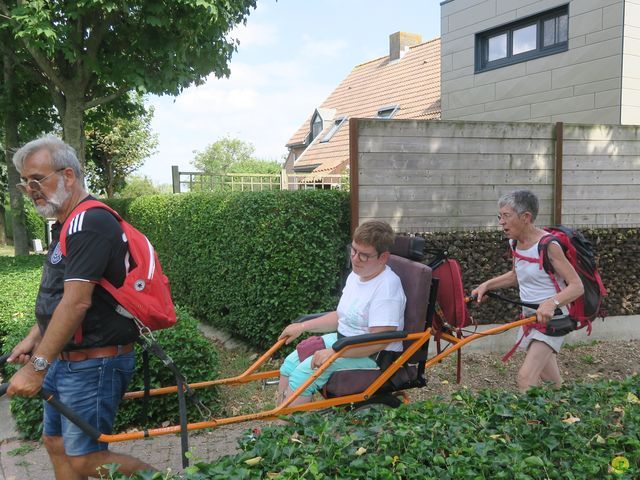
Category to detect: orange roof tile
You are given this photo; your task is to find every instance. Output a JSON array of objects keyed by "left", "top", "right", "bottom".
[{"left": 287, "top": 37, "right": 441, "bottom": 173}]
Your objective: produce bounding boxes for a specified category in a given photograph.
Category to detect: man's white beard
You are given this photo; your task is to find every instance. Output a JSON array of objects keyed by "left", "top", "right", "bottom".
[{"left": 34, "top": 177, "right": 71, "bottom": 218}]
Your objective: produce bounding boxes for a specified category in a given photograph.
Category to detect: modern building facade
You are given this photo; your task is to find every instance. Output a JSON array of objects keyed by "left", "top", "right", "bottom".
[{"left": 440, "top": 0, "right": 640, "bottom": 124}]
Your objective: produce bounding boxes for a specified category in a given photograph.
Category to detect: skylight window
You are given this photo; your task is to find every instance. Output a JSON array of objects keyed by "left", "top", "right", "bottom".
[
  {"left": 320, "top": 116, "right": 347, "bottom": 143},
  {"left": 377, "top": 105, "right": 399, "bottom": 119}
]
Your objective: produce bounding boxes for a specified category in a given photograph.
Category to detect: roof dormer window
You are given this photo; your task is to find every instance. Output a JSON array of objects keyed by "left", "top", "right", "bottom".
[
  {"left": 311, "top": 113, "right": 323, "bottom": 141},
  {"left": 320, "top": 116, "right": 347, "bottom": 143},
  {"left": 377, "top": 104, "right": 399, "bottom": 119}
]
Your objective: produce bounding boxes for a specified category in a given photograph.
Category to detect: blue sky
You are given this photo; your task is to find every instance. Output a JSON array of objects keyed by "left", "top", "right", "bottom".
[{"left": 139, "top": 0, "right": 441, "bottom": 185}]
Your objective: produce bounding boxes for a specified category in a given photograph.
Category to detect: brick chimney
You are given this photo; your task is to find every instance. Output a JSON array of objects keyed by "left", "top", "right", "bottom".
[{"left": 389, "top": 32, "right": 422, "bottom": 61}]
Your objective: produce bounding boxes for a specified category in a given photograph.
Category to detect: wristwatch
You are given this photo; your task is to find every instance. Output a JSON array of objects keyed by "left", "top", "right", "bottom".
[
  {"left": 552, "top": 297, "right": 561, "bottom": 307},
  {"left": 31, "top": 356, "right": 51, "bottom": 372}
]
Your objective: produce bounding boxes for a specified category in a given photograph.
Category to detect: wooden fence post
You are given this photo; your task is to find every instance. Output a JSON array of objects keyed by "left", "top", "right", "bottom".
[
  {"left": 171, "top": 166, "right": 180, "bottom": 194},
  {"left": 349, "top": 118, "right": 360, "bottom": 234},
  {"left": 554, "top": 122, "right": 564, "bottom": 225}
]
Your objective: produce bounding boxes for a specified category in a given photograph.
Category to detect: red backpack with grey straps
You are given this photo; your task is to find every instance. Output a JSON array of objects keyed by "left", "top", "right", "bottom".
[
  {"left": 59, "top": 199, "right": 177, "bottom": 340},
  {"left": 511, "top": 226, "right": 607, "bottom": 333}
]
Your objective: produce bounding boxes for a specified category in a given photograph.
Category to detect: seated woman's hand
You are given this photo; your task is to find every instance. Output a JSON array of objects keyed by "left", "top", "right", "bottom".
[
  {"left": 278, "top": 323, "right": 305, "bottom": 344},
  {"left": 311, "top": 348, "right": 335, "bottom": 369}
]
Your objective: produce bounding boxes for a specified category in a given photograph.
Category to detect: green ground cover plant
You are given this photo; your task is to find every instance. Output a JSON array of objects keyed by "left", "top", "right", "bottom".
[{"left": 112, "top": 375, "right": 639, "bottom": 479}]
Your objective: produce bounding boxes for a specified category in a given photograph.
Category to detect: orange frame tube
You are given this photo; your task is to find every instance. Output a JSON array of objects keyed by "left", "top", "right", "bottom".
[{"left": 81, "top": 315, "right": 538, "bottom": 443}]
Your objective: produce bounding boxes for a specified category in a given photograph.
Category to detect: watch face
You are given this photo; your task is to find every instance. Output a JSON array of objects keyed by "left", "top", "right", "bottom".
[{"left": 32, "top": 357, "right": 49, "bottom": 371}]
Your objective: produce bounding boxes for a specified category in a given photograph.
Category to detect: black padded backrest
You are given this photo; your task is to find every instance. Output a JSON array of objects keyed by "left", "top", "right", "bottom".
[
  {"left": 389, "top": 236, "right": 425, "bottom": 262},
  {"left": 387, "top": 254, "right": 432, "bottom": 349}
]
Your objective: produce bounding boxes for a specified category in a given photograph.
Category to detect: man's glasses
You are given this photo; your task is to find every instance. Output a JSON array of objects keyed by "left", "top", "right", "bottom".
[
  {"left": 349, "top": 244, "right": 379, "bottom": 262},
  {"left": 16, "top": 168, "right": 65, "bottom": 194}
]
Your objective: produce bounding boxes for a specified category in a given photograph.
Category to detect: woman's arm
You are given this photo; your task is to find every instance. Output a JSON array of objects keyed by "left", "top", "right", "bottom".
[
  {"left": 278, "top": 311, "right": 339, "bottom": 345},
  {"left": 472, "top": 269, "right": 519, "bottom": 302},
  {"left": 536, "top": 242, "right": 584, "bottom": 324}
]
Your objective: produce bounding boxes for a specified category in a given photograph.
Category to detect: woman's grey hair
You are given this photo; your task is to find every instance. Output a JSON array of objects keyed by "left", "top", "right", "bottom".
[
  {"left": 13, "top": 135, "right": 83, "bottom": 181},
  {"left": 498, "top": 190, "right": 539, "bottom": 221}
]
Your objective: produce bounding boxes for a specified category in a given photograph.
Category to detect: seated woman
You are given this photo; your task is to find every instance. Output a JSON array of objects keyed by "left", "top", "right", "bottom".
[{"left": 277, "top": 220, "right": 407, "bottom": 406}]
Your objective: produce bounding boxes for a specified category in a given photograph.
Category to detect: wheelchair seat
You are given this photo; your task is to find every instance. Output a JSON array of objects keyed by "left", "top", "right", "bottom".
[{"left": 324, "top": 236, "right": 432, "bottom": 398}]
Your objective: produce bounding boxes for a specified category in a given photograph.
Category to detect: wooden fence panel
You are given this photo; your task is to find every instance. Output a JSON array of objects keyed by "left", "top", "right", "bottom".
[{"left": 355, "top": 119, "right": 640, "bottom": 231}]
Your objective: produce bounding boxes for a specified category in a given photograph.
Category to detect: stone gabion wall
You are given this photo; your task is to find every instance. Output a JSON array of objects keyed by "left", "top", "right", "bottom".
[{"left": 415, "top": 228, "right": 639, "bottom": 325}]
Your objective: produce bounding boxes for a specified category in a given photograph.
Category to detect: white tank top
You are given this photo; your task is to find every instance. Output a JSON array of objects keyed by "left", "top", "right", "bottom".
[{"left": 514, "top": 241, "right": 566, "bottom": 304}]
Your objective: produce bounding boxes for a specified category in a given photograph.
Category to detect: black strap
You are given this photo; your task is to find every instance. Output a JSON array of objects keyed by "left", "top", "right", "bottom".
[
  {"left": 142, "top": 349, "right": 150, "bottom": 426},
  {"left": 486, "top": 292, "right": 563, "bottom": 316},
  {"left": 138, "top": 337, "right": 202, "bottom": 468}
]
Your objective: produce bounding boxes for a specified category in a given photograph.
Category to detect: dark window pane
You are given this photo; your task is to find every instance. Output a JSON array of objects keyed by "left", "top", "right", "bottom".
[
  {"left": 312, "top": 115, "right": 323, "bottom": 139},
  {"left": 513, "top": 24, "right": 537, "bottom": 55},
  {"left": 488, "top": 33, "right": 507, "bottom": 61},
  {"left": 543, "top": 18, "right": 556, "bottom": 46}
]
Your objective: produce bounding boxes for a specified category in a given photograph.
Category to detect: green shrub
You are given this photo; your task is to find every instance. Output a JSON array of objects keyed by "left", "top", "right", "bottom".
[
  {"left": 4, "top": 202, "right": 46, "bottom": 244},
  {"left": 0, "top": 255, "right": 42, "bottom": 346},
  {"left": 0, "top": 255, "right": 221, "bottom": 439},
  {"left": 113, "top": 307, "right": 221, "bottom": 432},
  {"left": 3, "top": 308, "right": 221, "bottom": 440},
  {"left": 112, "top": 375, "right": 640, "bottom": 479},
  {"left": 124, "top": 191, "right": 351, "bottom": 349}
]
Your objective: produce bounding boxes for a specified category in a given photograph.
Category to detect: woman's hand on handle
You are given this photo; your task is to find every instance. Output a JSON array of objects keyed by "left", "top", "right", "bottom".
[
  {"left": 278, "top": 323, "right": 305, "bottom": 345},
  {"left": 471, "top": 283, "right": 490, "bottom": 303}
]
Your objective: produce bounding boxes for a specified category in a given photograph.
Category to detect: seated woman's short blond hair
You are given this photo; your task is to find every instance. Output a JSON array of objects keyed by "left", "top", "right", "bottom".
[{"left": 353, "top": 220, "right": 395, "bottom": 255}]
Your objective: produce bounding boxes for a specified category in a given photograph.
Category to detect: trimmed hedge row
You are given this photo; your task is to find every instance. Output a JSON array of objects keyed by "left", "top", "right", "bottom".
[
  {"left": 110, "top": 191, "right": 351, "bottom": 350},
  {"left": 419, "top": 228, "right": 638, "bottom": 324},
  {"left": 102, "top": 192, "right": 636, "bottom": 346}
]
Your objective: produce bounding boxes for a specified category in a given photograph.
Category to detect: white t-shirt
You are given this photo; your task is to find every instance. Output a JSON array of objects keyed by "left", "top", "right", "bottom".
[{"left": 336, "top": 265, "right": 406, "bottom": 352}]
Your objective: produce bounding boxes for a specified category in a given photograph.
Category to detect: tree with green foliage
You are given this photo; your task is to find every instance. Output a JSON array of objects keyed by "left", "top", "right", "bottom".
[
  {"left": 85, "top": 94, "right": 158, "bottom": 198},
  {"left": 0, "top": 30, "right": 57, "bottom": 254},
  {"left": 0, "top": 0, "right": 257, "bottom": 165},
  {"left": 116, "top": 175, "right": 170, "bottom": 198},
  {"left": 193, "top": 137, "right": 281, "bottom": 174}
]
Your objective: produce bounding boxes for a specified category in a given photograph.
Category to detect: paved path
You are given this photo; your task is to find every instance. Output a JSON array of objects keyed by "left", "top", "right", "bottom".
[{"left": 0, "top": 395, "right": 262, "bottom": 480}]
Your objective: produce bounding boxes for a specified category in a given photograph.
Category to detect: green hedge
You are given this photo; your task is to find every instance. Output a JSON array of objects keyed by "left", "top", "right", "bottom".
[
  {"left": 0, "top": 253, "right": 221, "bottom": 440},
  {"left": 2, "top": 307, "right": 221, "bottom": 441},
  {"left": 419, "top": 228, "right": 638, "bottom": 324},
  {"left": 4, "top": 202, "right": 46, "bottom": 244},
  {"left": 110, "top": 191, "right": 351, "bottom": 349},
  {"left": 0, "top": 255, "right": 43, "bottom": 344},
  {"left": 111, "top": 375, "right": 640, "bottom": 479}
]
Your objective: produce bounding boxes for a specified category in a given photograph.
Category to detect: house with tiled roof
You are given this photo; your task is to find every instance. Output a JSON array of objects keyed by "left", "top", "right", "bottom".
[{"left": 284, "top": 32, "right": 441, "bottom": 181}]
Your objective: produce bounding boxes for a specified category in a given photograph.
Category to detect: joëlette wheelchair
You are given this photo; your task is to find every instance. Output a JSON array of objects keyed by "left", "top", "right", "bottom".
[{"left": 0, "top": 236, "right": 538, "bottom": 467}]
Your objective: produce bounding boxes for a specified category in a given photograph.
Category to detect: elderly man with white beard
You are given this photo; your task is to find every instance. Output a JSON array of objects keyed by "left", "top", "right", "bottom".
[{"left": 7, "top": 136, "right": 153, "bottom": 479}]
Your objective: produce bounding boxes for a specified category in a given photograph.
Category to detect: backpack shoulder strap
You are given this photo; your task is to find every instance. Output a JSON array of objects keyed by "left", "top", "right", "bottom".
[
  {"left": 537, "top": 233, "right": 565, "bottom": 274},
  {"left": 59, "top": 200, "right": 122, "bottom": 256},
  {"left": 510, "top": 238, "right": 543, "bottom": 266}
]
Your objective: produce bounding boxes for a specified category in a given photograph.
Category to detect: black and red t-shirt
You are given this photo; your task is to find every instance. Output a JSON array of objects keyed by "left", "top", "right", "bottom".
[{"left": 35, "top": 197, "right": 139, "bottom": 349}]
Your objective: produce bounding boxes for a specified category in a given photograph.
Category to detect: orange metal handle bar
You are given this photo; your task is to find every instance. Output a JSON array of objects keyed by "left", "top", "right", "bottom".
[
  {"left": 424, "top": 315, "right": 537, "bottom": 368},
  {"left": 123, "top": 338, "right": 287, "bottom": 400}
]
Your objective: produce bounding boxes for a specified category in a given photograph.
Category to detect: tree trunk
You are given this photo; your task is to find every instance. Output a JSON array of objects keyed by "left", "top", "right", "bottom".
[
  {"left": 3, "top": 54, "right": 29, "bottom": 256},
  {"left": 107, "top": 158, "right": 114, "bottom": 198},
  {"left": 61, "top": 93, "right": 86, "bottom": 167},
  {"left": 0, "top": 202, "right": 6, "bottom": 245}
]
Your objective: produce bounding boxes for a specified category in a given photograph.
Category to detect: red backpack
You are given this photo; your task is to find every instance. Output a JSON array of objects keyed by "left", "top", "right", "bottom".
[
  {"left": 511, "top": 226, "right": 607, "bottom": 333},
  {"left": 60, "top": 200, "right": 177, "bottom": 339}
]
